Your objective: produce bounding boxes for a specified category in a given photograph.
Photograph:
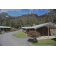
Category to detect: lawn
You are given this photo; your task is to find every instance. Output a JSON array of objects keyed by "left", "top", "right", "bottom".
[
  {"left": 53, "top": 35, "right": 56, "bottom": 36},
  {"left": 17, "top": 31, "right": 24, "bottom": 34},
  {"left": 0, "top": 33, "right": 3, "bottom": 35},
  {"left": 31, "top": 38, "right": 56, "bottom": 46},
  {"left": 13, "top": 31, "right": 29, "bottom": 38}
]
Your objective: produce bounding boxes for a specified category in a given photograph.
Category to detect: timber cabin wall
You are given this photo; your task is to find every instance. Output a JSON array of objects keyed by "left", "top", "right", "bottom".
[
  {"left": 36, "top": 27, "right": 51, "bottom": 36},
  {"left": 26, "top": 26, "right": 51, "bottom": 36}
]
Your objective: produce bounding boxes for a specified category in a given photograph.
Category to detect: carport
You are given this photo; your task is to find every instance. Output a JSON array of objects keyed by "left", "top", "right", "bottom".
[{"left": 0, "top": 26, "right": 11, "bottom": 32}]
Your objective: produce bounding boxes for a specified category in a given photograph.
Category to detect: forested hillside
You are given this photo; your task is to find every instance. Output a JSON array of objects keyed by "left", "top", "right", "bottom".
[{"left": 0, "top": 9, "right": 56, "bottom": 29}]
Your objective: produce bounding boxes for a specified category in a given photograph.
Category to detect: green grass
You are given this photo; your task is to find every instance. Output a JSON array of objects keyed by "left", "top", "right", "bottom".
[
  {"left": 17, "top": 31, "right": 24, "bottom": 34},
  {"left": 13, "top": 31, "right": 29, "bottom": 38},
  {"left": 53, "top": 35, "right": 56, "bottom": 36},
  {"left": 31, "top": 38, "right": 56, "bottom": 46},
  {"left": 0, "top": 33, "right": 3, "bottom": 35}
]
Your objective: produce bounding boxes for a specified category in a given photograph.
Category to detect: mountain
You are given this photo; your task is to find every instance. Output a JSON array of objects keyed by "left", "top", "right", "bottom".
[
  {"left": 0, "top": 12, "right": 47, "bottom": 20},
  {"left": 39, "top": 14, "right": 47, "bottom": 18},
  {"left": 10, "top": 14, "right": 46, "bottom": 20}
]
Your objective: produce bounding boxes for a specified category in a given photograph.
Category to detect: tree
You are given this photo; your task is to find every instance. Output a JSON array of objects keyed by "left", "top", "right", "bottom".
[
  {"left": 48, "top": 9, "right": 56, "bottom": 23},
  {"left": 5, "top": 20, "right": 10, "bottom": 26},
  {"left": 11, "top": 21, "right": 15, "bottom": 27},
  {"left": 0, "top": 15, "right": 2, "bottom": 25}
]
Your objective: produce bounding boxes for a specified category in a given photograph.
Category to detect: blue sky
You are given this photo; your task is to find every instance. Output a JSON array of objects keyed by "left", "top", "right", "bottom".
[{"left": 0, "top": 9, "right": 49, "bottom": 16}]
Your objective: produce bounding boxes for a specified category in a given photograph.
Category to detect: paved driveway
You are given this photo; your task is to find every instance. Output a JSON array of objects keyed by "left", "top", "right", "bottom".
[{"left": 0, "top": 31, "right": 30, "bottom": 46}]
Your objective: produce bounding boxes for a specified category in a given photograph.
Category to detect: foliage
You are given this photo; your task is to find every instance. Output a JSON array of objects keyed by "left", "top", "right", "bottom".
[
  {"left": 5, "top": 20, "right": 10, "bottom": 26},
  {"left": 46, "top": 9, "right": 56, "bottom": 23},
  {"left": 28, "top": 31, "right": 40, "bottom": 38},
  {"left": 28, "top": 31, "right": 40, "bottom": 42},
  {"left": 0, "top": 15, "right": 2, "bottom": 25},
  {"left": 18, "top": 27, "right": 21, "bottom": 30},
  {"left": 10, "top": 21, "right": 15, "bottom": 27},
  {"left": 0, "top": 10, "right": 56, "bottom": 29}
]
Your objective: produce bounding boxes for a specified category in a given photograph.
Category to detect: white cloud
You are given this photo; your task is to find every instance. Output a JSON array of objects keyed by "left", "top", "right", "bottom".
[{"left": 0, "top": 9, "right": 22, "bottom": 13}]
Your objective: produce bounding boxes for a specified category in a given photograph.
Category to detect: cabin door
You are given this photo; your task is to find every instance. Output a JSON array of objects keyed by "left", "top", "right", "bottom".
[{"left": 42, "top": 28, "right": 47, "bottom": 36}]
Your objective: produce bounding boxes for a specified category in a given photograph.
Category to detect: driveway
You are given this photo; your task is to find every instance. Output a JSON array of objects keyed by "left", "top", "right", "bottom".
[{"left": 0, "top": 31, "right": 30, "bottom": 46}]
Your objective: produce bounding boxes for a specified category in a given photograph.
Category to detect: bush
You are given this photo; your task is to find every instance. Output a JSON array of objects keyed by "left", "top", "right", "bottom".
[
  {"left": 28, "top": 31, "right": 40, "bottom": 42},
  {"left": 28, "top": 31, "right": 40, "bottom": 38}
]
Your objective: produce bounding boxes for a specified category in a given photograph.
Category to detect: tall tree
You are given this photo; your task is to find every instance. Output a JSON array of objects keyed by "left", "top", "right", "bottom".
[
  {"left": 5, "top": 20, "right": 10, "bottom": 26},
  {"left": 0, "top": 15, "right": 2, "bottom": 25},
  {"left": 11, "top": 21, "right": 15, "bottom": 27},
  {"left": 48, "top": 9, "right": 56, "bottom": 23}
]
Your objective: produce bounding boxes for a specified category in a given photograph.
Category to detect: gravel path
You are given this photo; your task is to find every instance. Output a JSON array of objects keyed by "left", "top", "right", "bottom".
[{"left": 0, "top": 31, "right": 30, "bottom": 46}]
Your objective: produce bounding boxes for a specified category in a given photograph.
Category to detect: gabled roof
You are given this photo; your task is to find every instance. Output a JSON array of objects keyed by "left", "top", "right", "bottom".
[
  {"left": 22, "top": 22, "right": 56, "bottom": 29},
  {"left": 0, "top": 26, "right": 11, "bottom": 28}
]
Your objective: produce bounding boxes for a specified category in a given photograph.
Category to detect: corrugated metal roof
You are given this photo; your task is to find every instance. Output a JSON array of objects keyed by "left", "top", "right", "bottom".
[
  {"left": 22, "top": 22, "right": 56, "bottom": 29},
  {"left": 0, "top": 26, "right": 11, "bottom": 28}
]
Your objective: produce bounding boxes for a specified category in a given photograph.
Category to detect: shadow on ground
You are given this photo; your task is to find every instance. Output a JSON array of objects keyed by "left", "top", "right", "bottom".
[
  {"left": 27, "top": 38, "right": 38, "bottom": 43},
  {"left": 51, "top": 38, "right": 56, "bottom": 41},
  {"left": 27, "top": 38, "right": 34, "bottom": 42}
]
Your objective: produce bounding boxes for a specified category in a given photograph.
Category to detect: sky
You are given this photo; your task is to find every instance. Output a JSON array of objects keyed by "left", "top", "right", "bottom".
[{"left": 0, "top": 9, "right": 49, "bottom": 17}]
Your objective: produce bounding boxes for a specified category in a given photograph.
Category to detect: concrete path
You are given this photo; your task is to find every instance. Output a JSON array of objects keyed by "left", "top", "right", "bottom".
[
  {"left": 37, "top": 36, "right": 56, "bottom": 40},
  {"left": 0, "top": 31, "right": 30, "bottom": 46}
]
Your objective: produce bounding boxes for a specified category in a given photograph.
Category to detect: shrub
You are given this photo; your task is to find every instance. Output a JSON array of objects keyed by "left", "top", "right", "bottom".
[
  {"left": 28, "top": 31, "right": 40, "bottom": 42},
  {"left": 28, "top": 31, "right": 40, "bottom": 38}
]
